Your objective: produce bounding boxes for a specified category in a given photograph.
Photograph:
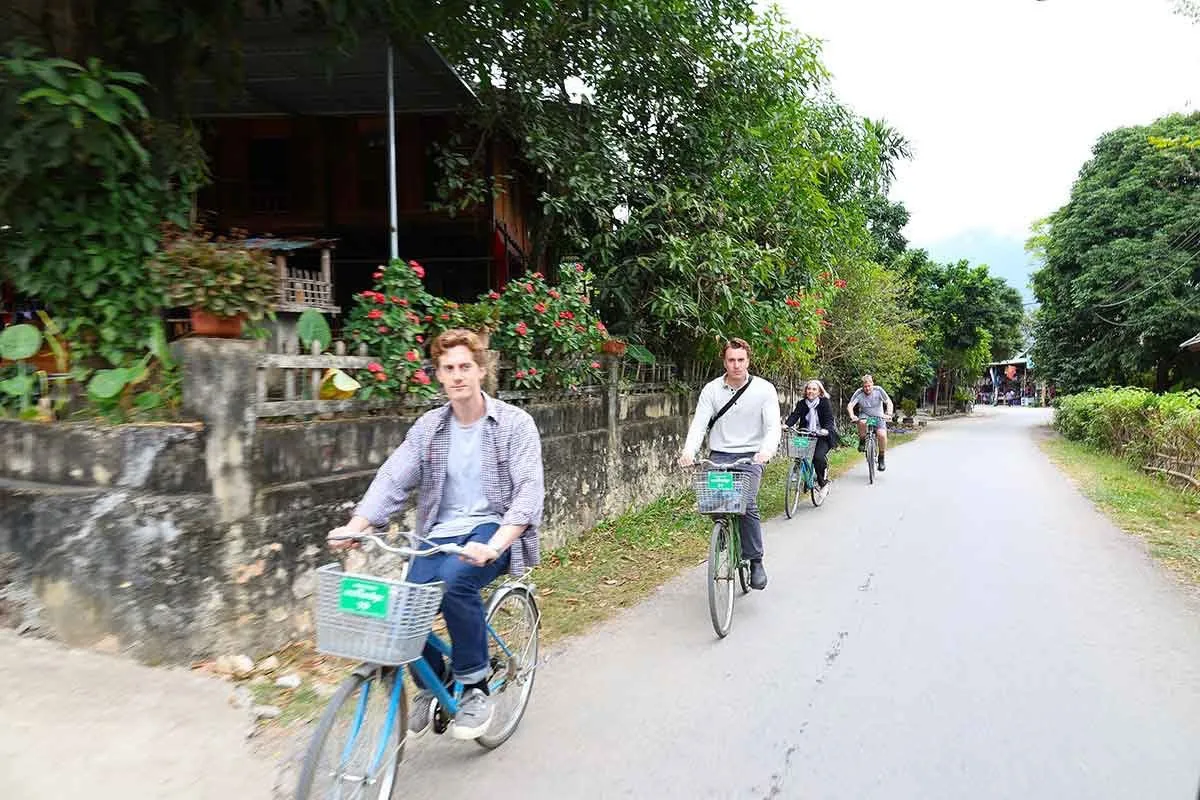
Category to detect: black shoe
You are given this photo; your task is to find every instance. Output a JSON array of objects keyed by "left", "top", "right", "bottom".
[
  {"left": 857, "top": 438, "right": 866, "bottom": 453},
  {"left": 877, "top": 456, "right": 886, "bottom": 472},
  {"left": 749, "top": 560, "right": 768, "bottom": 590}
]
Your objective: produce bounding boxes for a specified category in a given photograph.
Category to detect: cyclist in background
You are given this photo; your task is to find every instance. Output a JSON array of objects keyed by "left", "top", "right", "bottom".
[
  {"left": 847, "top": 373, "right": 893, "bottom": 472},
  {"left": 784, "top": 379, "right": 836, "bottom": 498},
  {"left": 678, "top": 338, "right": 781, "bottom": 590}
]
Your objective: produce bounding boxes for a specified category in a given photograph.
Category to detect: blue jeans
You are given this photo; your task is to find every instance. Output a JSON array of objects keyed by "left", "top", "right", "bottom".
[
  {"left": 709, "top": 451, "right": 764, "bottom": 561},
  {"left": 406, "top": 522, "right": 511, "bottom": 686}
]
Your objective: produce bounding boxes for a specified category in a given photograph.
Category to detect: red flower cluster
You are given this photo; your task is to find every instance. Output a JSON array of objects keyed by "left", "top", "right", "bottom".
[
  {"left": 785, "top": 297, "right": 802, "bottom": 308},
  {"left": 409, "top": 260, "right": 426, "bottom": 279},
  {"left": 367, "top": 309, "right": 383, "bottom": 320},
  {"left": 559, "top": 310, "right": 575, "bottom": 320},
  {"left": 360, "top": 290, "right": 386, "bottom": 304},
  {"left": 411, "top": 369, "right": 431, "bottom": 385},
  {"left": 515, "top": 321, "right": 529, "bottom": 336},
  {"left": 815, "top": 308, "right": 827, "bottom": 317},
  {"left": 548, "top": 289, "right": 561, "bottom": 300},
  {"left": 405, "top": 350, "right": 419, "bottom": 363},
  {"left": 488, "top": 291, "right": 501, "bottom": 300},
  {"left": 834, "top": 279, "right": 847, "bottom": 289},
  {"left": 534, "top": 303, "right": 547, "bottom": 314}
]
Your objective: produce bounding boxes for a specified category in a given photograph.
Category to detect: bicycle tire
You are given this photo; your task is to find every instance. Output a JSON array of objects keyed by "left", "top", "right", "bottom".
[
  {"left": 866, "top": 433, "right": 876, "bottom": 485},
  {"left": 476, "top": 585, "right": 539, "bottom": 750},
  {"left": 811, "top": 473, "right": 826, "bottom": 507},
  {"left": 708, "top": 521, "right": 734, "bottom": 638},
  {"left": 295, "top": 665, "right": 406, "bottom": 800},
  {"left": 785, "top": 460, "right": 803, "bottom": 518}
]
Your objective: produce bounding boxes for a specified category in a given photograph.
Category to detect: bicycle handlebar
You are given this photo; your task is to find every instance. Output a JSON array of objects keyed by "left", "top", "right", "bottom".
[
  {"left": 328, "top": 531, "right": 466, "bottom": 557},
  {"left": 693, "top": 457, "right": 756, "bottom": 469}
]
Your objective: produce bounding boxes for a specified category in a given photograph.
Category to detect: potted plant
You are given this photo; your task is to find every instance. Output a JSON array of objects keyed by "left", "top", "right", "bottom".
[
  {"left": 154, "top": 227, "right": 277, "bottom": 338},
  {"left": 600, "top": 338, "right": 627, "bottom": 356},
  {"left": 900, "top": 398, "right": 917, "bottom": 425}
]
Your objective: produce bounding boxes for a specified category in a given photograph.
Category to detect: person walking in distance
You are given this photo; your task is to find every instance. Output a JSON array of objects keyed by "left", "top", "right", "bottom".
[{"left": 679, "top": 338, "right": 781, "bottom": 590}]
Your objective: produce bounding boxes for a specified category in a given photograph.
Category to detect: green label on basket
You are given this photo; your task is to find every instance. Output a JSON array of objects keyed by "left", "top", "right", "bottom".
[
  {"left": 706, "top": 471, "right": 735, "bottom": 490},
  {"left": 338, "top": 577, "right": 390, "bottom": 619},
  {"left": 793, "top": 436, "right": 810, "bottom": 448}
]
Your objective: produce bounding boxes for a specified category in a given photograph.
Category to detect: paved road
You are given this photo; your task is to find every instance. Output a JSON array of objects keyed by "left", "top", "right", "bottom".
[{"left": 397, "top": 407, "right": 1200, "bottom": 799}]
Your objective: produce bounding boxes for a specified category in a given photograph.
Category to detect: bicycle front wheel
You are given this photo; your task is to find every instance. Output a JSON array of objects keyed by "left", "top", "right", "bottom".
[
  {"left": 295, "top": 666, "right": 406, "bottom": 800},
  {"left": 785, "top": 460, "right": 803, "bottom": 519},
  {"left": 708, "top": 521, "right": 735, "bottom": 638},
  {"left": 866, "top": 435, "right": 876, "bottom": 485},
  {"left": 476, "top": 585, "right": 539, "bottom": 750}
]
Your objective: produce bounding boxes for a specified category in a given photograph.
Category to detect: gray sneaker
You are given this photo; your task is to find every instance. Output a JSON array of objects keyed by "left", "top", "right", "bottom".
[
  {"left": 450, "top": 688, "right": 494, "bottom": 740},
  {"left": 408, "top": 690, "right": 434, "bottom": 737}
]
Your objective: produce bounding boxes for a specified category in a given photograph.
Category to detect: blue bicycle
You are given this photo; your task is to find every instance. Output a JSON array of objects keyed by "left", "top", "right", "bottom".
[
  {"left": 296, "top": 532, "right": 539, "bottom": 799},
  {"left": 782, "top": 427, "right": 827, "bottom": 517}
]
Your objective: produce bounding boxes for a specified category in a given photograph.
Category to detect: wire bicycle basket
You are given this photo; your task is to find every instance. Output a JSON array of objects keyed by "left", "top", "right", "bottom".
[
  {"left": 314, "top": 564, "right": 444, "bottom": 665},
  {"left": 782, "top": 431, "right": 818, "bottom": 461},
  {"left": 693, "top": 468, "right": 752, "bottom": 516}
]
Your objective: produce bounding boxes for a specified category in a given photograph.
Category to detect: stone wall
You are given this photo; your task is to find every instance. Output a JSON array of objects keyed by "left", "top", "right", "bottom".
[{"left": 0, "top": 339, "right": 710, "bottom": 663}]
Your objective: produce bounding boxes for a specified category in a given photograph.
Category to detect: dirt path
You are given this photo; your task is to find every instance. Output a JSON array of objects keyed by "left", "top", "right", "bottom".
[{"left": 0, "top": 632, "right": 277, "bottom": 800}]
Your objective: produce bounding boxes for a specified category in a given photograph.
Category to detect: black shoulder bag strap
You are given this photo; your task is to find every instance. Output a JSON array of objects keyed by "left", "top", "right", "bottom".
[{"left": 705, "top": 376, "right": 754, "bottom": 438}]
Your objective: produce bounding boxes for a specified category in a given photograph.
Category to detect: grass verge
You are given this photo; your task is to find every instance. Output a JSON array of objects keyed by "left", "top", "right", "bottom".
[{"left": 1039, "top": 432, "right": 1200, "bottom": 586}]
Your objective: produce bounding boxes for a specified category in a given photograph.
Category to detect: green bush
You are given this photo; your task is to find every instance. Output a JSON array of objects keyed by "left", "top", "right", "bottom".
[{"left": 1054, "top": 387, "right": 1200, "bottom": 467}]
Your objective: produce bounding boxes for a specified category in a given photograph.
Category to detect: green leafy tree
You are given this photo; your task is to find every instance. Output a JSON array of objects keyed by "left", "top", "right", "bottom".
[{"left": 1031, "top": 112, "right": 1200, "bottom": 392}]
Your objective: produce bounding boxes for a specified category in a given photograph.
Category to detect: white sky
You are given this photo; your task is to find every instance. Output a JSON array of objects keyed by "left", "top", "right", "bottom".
[{"left": 778, "top": 0, "right": 1200, "bottom": 292}]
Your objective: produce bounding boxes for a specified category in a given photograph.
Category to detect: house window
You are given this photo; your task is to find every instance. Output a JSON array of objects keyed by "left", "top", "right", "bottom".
[
  {"left": 357, "top": 129, "right": 387, "bottom": 212},
  {"left": 248, "top": 138, "right": 291, "bottom": 213}
]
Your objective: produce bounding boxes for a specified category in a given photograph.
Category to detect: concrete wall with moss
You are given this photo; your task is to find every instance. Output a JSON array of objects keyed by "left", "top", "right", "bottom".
[{"left": 0, "top": 339, "right": 708, "bottom": 663}]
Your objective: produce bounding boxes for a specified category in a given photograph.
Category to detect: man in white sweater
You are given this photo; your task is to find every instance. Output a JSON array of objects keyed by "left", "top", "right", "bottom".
[{"left": 678, "top": 338, "right": 781, "bottom": 589}]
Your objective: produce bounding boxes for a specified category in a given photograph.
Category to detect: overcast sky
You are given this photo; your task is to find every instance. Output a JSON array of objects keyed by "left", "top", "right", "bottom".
[{"left": 778, "top": 0, "right": 1200, "bottom": 298}]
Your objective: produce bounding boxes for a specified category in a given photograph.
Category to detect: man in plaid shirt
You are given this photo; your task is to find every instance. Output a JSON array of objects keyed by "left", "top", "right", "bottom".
[{"left": 327, "top": 329, "right": 544, "bottom": 740}]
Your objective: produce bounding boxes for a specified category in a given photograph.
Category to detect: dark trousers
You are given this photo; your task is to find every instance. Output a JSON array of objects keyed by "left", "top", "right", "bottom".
[
  {"left": 813, "top": 438, "right": 831, "bottom": 486},
  {"left": 709, "top": 451, "right": 764, "bottom": 561},
  {"left": 406, "top": 522, "right": 511, "bottom": 686}
]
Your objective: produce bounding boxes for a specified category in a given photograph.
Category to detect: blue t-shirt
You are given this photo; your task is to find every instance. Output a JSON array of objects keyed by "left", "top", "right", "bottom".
[{"left": 430, "top": 418, "right": 502, "bottom": 538}]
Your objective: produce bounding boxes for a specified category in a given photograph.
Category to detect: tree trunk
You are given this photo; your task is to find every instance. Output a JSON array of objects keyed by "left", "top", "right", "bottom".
[{"left": 1155, "top": 359, "right": 1172, "bottom": 393}]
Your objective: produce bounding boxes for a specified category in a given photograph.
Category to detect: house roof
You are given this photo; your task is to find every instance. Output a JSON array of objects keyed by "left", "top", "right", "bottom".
[
  {"left": 188, "top": 25, "right": 477, "bottom": 118},
  {"left": 1182, "top": 332, "right": 1200, "bottom": 352}
]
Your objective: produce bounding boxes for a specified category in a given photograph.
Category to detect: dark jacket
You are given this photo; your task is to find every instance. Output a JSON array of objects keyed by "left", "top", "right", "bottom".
[{"left": 785, "top": 396, "right": 837, "bottom": 447}]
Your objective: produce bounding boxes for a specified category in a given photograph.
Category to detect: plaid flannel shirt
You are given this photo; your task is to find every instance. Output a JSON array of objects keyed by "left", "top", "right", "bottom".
[{"left": 355, "top": 393, "right": 544, "bottom": 575}]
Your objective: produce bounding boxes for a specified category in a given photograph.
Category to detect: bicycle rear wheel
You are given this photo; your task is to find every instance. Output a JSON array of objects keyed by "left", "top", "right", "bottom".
[
  {"left": 784, "top": 460, "right": 803, "bottom": 518},
  {"left": 865, "top": 434, "right": 876, "bottom": 485},
  {"left": 476, "top": 585, "right": 539, "bottom": 750},
  {"left": 811, "top": 467, "right": 826, "bottom": 507},
  {"left": 708, "top": 521, "right": 735, "bottom": 637},
  {"left": 295, "top": 666, "right": 405, "bottom": 800}
]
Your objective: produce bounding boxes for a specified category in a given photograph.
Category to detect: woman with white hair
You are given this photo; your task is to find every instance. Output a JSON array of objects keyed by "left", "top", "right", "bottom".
[{"left": 783, "top": 379, "right": 837, "bottom": 493}]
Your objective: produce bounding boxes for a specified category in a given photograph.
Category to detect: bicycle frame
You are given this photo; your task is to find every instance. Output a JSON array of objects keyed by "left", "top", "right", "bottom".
[
  {"left": 724, "top": 516, "right": 743, "bottom": 565},
  {"left": 335, "top": 612, "right": 520, "bottom": 776}
]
